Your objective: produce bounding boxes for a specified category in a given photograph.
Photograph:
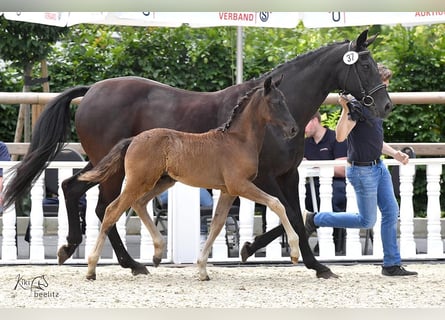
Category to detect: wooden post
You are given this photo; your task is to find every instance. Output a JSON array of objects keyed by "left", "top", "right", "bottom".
[
  {"left": 32, "top": 59, "right": 49, "bottom": 129},
  {"left": 12, "top": 64, "right": 32, "bottom": 160}
]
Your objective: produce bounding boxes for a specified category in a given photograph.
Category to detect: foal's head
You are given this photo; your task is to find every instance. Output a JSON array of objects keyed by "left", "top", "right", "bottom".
[
  {"left": 259, "top": 76, "right": 298, "bottom": 139},
  {"left": 220, "top": 76, "right": 298, "bottom": 139}
]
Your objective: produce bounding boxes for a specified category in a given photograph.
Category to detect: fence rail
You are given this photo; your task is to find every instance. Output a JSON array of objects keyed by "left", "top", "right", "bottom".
[
  {"left": 6, "top": 142, "right": 445, "bottom": 157},
  {"left": 1, "top": 158, "right": 444, "bottom": 265},
  {"left": 1, "top": 91, "right": 445, "bottom": 106}
]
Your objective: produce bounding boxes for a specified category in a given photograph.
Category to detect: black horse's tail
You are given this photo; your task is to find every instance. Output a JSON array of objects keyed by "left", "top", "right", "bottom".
[
  {"left": 3, "top": 85, "right": 91, "bottom": 209},
  {"left": 78, "top": 138, "right": 133, "bottom": 184}
]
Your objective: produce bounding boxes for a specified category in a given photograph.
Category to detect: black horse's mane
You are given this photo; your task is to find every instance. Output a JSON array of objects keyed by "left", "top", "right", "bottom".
[
  {"left": 217, "top": 84, "right": 263, "bottom": 132},
  {"left": 216, "top": 40, "right": 350, "bottom": 133},
  {"left": 255, "top": 40, "right": 349, "bottom": 80}
]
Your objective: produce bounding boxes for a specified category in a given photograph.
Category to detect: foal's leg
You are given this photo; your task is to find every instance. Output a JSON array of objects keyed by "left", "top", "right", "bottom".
[
  {"left": 131, "top": 178, "right": 175, "bottom": 267},
  {"left": 236, "top": 182, "right": 300, "bottom": 264},
  {"left": 86, "top": 191, "right": 140, "bottom": 280},
  {"left": 131, "top": 196, "right": 165, "bottom": 267},
  {"left": 197, "top": 192, "right": 236, "bottom": 281}
]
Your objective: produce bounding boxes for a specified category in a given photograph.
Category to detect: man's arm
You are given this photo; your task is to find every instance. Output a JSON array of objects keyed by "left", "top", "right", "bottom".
[
  {"left": 333, "top": 156, "right": 347, "bottom": 178},
  {"left": 335, "top": 96, "right": 357, "bottom": 142},
  {"left": 382, "top": 142, "right": 409, "bottom": 165}
]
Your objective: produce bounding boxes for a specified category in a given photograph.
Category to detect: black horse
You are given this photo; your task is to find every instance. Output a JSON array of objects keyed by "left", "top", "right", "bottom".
[{"left": 4, "top": 30, "right": 392, "bottom": 279}]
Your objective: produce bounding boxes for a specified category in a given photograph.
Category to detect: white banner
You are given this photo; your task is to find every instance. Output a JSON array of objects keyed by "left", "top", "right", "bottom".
[
  {"left": 301, "top": 12, "right": 445, "bottom": 28},
  {"left": 3, "top": 12, "right": 301, "bottom": 28}
]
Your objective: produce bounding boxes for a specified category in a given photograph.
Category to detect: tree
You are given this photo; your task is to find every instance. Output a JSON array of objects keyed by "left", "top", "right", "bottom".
[{"left": 0, "top": 16, "right": 68, "bottom": 144}]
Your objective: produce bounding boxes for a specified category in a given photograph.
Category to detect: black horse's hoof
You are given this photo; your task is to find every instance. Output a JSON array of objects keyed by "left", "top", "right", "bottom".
[
  {"left": 316, "top": 269, "right": 339, "bottom": 279},
  {"left": 152, "top": 256, "right": 162, "bottom": 267},
  {"left": 57, "top": 244, "right": 78, "bottom": 265},
  {"left": 241, "top": 241, "right": 253, "bottom": 263},
  {"left": 131, "top": 264, "right": 150, "bottom": 276}
]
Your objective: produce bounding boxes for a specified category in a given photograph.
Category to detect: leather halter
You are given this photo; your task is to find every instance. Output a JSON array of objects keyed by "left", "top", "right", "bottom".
[{"left": 341, "top": 42, "right": 387, "bottom": 109}]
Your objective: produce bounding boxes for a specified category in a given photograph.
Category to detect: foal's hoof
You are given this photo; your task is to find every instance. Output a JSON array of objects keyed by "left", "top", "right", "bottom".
[
  {"left": 199, "top": 275, "right": 211, "bottom": 281},
  {"left": 86, "top": 273, "right": 96, "bottom": 281},
  {"left": 291, "top": 256, "right": 299, "bottom": 264},
  {"left": 316, "top": 269, "right": 339, "bottom": 279},
  {"left": 153, "top": 256, "right": 162, "bottom": 267},
  {"left": 241, "top": 242, "right": 253, "bottom": 263},
  {"left": 57, "top": 244, "right": 78, "bottom": 265},
  {"left": 131, "top": 265, "right": 149, "bottom": 276}
]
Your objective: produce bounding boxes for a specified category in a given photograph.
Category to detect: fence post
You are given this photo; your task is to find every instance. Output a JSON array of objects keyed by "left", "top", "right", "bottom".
[
  {"left": 426, "top": 163, "right": 443, "bottom": 256},
  {"left": 238, "top": 197, "right": 255, "bottom": 256},
  {"left": 371, "top": 209, "right": 383, "bottom": 259},
  {"left": 265, "top": 205, "right": 282, "bottom": 260},
  {"left": 29, "top": 175, "right": 45, "bottom": 262},
  {"left": 399, "top": 163, "right": 417, "bottom": 257},
  {"left": 170, "top": 183, "right": 200, "bottom": 263},
  {"left": 345, "top": 177, "right": 362, "bottom": 257},
  {"left": 317, "top": 166, "right": 335, "bottom": 258},
  {"left": 84, "top": 185, "right": 100, "bottom": 262},
  {"left": 1, "top": 172, "right": 17, "bottom": 261}
]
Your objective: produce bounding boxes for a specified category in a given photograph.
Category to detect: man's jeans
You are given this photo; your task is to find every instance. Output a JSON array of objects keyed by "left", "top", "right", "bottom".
[{"left": 314, "top": 160, "right": 401, "bottom": 266}]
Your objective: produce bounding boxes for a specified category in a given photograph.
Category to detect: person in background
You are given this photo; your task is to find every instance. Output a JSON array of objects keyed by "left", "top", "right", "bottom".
[
  {"left": 304, "top": 111, "right": 347, "bottom": 255},
  {"left": 0, "top": 141, "right": 11, "bottom": 213},
  {"left": 305, "top": 64, "right": 418, "bottom": 276}
]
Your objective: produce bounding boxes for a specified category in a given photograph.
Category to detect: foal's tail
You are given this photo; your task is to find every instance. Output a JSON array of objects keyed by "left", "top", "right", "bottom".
[
  {"left": 3, "top": 85, "right": 91, "bottom": 209},
  {"left": 78, "top": 138, "right": 133, "bottom": 184}
]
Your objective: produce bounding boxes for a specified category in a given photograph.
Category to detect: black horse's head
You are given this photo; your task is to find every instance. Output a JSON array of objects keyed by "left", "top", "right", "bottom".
[{"left": 339, "top": 29, "right": 393, "bottom": 118}]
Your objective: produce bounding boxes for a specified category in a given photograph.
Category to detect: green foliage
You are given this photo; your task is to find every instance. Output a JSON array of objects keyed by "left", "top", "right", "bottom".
[
  {"left": 0, "top": 16, "right": 68, "bottom": 70},
  {"left": 0, "top": 16, "right": 69, "bottom": 142},
  {"left": 0, "top": 61, "right": 21, "bottom": 141},
  {"left": 242, "top": 24, "right": 362, "bottom": 80},
  {"left": 47, "top": 25, "right": 235, "bottom": 92},
  {"left": 377, "top": 25, "right": 445, "bottom": 144}
]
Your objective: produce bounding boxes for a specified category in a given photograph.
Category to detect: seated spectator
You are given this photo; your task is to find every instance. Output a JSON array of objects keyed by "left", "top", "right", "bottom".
[
  {"left": 304, "top": 111, "right": 347, "bottom": 255},
  {"left": 0, "top": 141, "right": 11, "bottom": 214}
]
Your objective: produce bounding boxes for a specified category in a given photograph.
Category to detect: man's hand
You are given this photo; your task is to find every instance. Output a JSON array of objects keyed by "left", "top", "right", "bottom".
[{"left": 394, "top": 150, "right": 409, "bottom": 165}]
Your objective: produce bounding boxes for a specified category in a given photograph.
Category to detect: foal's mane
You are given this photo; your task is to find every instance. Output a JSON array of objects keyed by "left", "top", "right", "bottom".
[{"left": 217, "top": 84, "right": 263, "bottom": 132}]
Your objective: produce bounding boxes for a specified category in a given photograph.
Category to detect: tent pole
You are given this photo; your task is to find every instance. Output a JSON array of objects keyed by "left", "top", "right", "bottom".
[{"left": 236, "top": 26, "right": 243, "bottom": 85}]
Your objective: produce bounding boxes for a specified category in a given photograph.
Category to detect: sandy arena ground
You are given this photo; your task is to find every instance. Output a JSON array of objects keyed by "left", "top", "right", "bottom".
[{"left": 1, "top": 262, "right": 444, "bottom": 309}]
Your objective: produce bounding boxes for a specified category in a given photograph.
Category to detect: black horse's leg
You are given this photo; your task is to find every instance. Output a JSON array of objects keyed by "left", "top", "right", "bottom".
[
  {"left": 241, "top": 171, "right": 338, "bottom": 279},
  {"left": 241, "top": 174, "right": 291, "bottom": 260},
  {"left": 58, "top": 163, "right": 93, "bottom": 264}
]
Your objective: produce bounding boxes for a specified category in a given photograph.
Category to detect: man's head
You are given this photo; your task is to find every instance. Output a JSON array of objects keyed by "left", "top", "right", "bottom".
[
  {"left": 378, "top": 63, "right": 392, "bottom": 87},
  {"left": 305, "top": 111, "right": 323, "bottom": 138}
]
